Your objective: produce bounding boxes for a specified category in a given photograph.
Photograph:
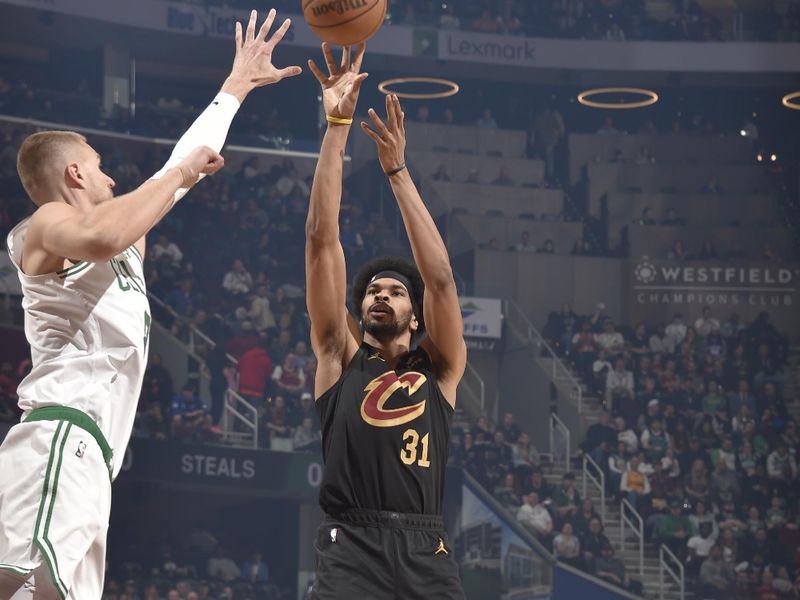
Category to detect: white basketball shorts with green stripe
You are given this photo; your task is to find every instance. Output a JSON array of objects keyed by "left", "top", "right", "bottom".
[{"left": 0, "top": 414, "right": 112, "bottom": 599}]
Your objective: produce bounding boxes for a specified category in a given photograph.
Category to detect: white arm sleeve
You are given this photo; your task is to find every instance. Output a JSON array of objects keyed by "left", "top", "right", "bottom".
[{"left": 150, "top": 92, "right": 241, "bottom": 204}]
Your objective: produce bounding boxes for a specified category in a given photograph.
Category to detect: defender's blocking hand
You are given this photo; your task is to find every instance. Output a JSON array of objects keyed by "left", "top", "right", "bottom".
[{"left": 223, "top": 9, "right": 302, "bottom": 100}]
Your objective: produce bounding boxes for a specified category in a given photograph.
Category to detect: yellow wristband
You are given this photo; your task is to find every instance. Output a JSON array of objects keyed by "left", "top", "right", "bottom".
[{"left": 326, "top": 115, "right": 353, "bottom": 125}]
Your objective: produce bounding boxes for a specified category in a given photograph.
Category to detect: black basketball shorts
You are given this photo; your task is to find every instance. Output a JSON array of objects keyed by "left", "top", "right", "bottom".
[{"left": 310, "top": 509, "right": 464, "bottom": 600}]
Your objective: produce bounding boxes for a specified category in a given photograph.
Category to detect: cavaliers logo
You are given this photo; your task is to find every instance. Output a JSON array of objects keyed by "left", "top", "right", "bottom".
[{"left": 360, "top": 371, "right": 427, "bottom": 428}]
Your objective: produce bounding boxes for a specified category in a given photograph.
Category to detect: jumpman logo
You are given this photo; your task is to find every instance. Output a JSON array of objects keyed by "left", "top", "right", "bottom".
[{"left": 434, "top": 538, "right": 448, "bottom": 555}]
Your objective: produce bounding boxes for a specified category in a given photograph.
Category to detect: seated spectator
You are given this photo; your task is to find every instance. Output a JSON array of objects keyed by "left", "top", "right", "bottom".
[
  {"left": 582, "top": 411, "right": 616, "bottom": 459},
  {"left": 710, "top": 436, "right": 736, "bottom": 472},
  {"left": 654, "top": 500, "right": 693, "bottom": 557},
  {"left": 471, "top": 9, "right": 500, "bottom": 33},
  {"left": 553, "top": 522, "right": 582, "bottom": 568},
  {"left": 263, "top": 395, "right": 292, "bottom": 447},
  {"left": 596, "top": 117, "right": 619, "bottom": 135},
  {"left": 476, "top": 107, "right": 498, "bottom": 128},
  {"left": 207, "top": 547, "right": 240, "bottom": 583},
  {"left": 607, "top": 441, "right": 628, "bottom": 493},
  {"left": 571, "top": 238, "right": 592, "bottom": 256},
  {"left": 340, "top": 217, "right": 364, "bottom": 262},
  {"left": 271, "top": 353, "right": 306, "bottom": 402},
  {"left": 465, "top": 168, "right": 481, "bottom": 184},
  {"left": 641, "top": 418, "right": 671, "bottom": 465},
  {"left": 665, "top": 313, "right": 688, "bottom": 348},
  {"left": 686, "top": 522, "right": 717, "bottom": 578},
  {"left": 523, "top": 468, "right": 553, "bottom": 501},
  {"left": 485, "top": 431, "right": 513, "bottom": 488},
  {"left": 637, "top": 207, "right": 656, "bottom": 226},
  {"left": 620, "top": 455, "right": 650, "bottom": 509},
  {"left": 615, "top": 417, "right": 639, "bottom": 454},
  {"left": 494, "top": 473, "right": 521, "bottom": 509},
  {"left": 165, "top": 278, "right": 196, "bottom": 317},
  {"left": 591, "top": 349, "right": 613, "bottom": 397},
  {"left": 516, "top": 492, "right": 553, "bottom": 539},
  {"left": 248, "top": 285, "right": 276, "bottom": 333},
  {"left": 241, "top": 551, "right": 270, "bottom": 584},
  {"left": 498, "top": 411, "right": 521, "bottom": 443},
  {"left": 553, "top": 473, "right": 581, "bottom": 523},
  {"left": 685, "top": 458, "right": 712, "bottom": 505},
  {"left": 580, "top": 517, "right": 610, "bottom": 569},
  {"left": 605, "top": 358, "right": 634, "bottom": 414},
  {"left": 700, "top": 544, "right": 735, "bottom": 599},
  {"left": 512, "top": 432, "right": 541, "bottom": 480},
  {"left": 514, "top": 230, "right": 536, "bottom": 252},
  {"left": 594, "top": 545, "right": 634, "bottom": 592},
  {"left": 491, "top": 166, "right": 515, "bottom": 186},
  {"left": 222, "top": 258, "right": 253, "bottom": 297},
  {"left": 439, "top": 4, "right": 460, "bottom": 29},
  {"left": 572, "top": 499, "right": 601, "bottom": 538},
  {"left": 135, "top": 402, "right": 169, "bottom": 440},
  {"left": 695, "top": 306, "right": 721, "bottom": 338},
  {"left": 170, "top": 384, "right": 213, "bottom": 440},
  {"left": 766, "top": 442, "right": 796, "bottom": 492},
  {"left": 661, "top": 208, "right": 686, "bottom": 226},
  {"left": 668, "top": 239, "right": 688, "bottom": 260},
  {"left": 596, "top": 320, "right": 625, "bottom": 356},
  {"left": 150, "top": 233, "right": 183, "bottom": 266},
  {"left": 571, "top": 321, "right": 597, "bottom": 377},
  {"left": 293, "top": 416, "right": 321, "bottom": 451}
]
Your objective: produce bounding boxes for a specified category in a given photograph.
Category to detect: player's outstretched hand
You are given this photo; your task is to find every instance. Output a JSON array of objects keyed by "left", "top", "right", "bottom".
[
  {"left": 176, "top": 146, "right": 225, "bottom": 188},
  {"left": 227, "top": 9, "right": 302, "bottom": 92},
  {"left": 308, "top": 43, "right": 368, "bottom": 121},
  {"left": 361, "top": 94, "right": 406, "bottom": 174}
]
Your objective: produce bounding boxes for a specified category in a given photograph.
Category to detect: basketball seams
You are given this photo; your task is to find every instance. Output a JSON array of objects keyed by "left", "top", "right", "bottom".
[{"left": 305, "top": 0, "right": 382, "bottom": 29}]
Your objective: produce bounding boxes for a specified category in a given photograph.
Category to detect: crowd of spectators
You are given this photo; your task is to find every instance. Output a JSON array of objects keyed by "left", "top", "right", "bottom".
[
  {"left": 102, "top": 539, "right": 288, "bottom": 600},
  {"left": 544, "top": 301, "right": 800, "bottom": 598},
  {"left": 448, "top": 410, "right": 643, "bottom": 594}
]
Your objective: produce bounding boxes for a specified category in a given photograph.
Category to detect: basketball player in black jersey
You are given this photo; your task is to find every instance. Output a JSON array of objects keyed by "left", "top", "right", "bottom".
[{"left": 305, "top": 43, "right": 466, "bottom": 599}]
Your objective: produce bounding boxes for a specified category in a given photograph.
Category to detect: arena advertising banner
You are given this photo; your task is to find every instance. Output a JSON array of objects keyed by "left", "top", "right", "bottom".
[
  {"left": 624, "top": 258, "right": 800, "bottom": 328},
  {"left": 118, "top": 439, "right": 324, "bottom": 497},
  {"left": 436, "top": 29, "right": 800, "bottom": 72},
  {"left": 460, "top": 297, "right": 503, "bottom": 340},
  {"left": 4, "top": 0, "right": 800, "bottom": 73}
]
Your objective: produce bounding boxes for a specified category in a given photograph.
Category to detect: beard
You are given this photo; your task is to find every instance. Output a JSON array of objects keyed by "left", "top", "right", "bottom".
[{"left": 363, "top": 309, "right": 413, "bottom": 342}]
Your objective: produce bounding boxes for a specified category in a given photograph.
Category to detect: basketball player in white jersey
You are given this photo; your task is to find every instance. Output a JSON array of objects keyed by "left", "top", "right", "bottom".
[{"left": 0, "top": 10, "right": 300, "bottom": 599}]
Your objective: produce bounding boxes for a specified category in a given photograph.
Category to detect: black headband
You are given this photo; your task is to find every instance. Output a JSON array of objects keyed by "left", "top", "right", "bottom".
[{"left": 369, "top": 270, "right": 414, "bottom": 304}]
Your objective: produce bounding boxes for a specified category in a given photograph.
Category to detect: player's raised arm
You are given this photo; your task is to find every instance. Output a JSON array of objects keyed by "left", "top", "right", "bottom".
[
  {"left": 150, "top": 8, "right": 302, "bottom": 207},
  {"left": 305, "top": 43, "right": 368, "bottom": 396},
  {"left": 361, "top": 94, "right": 466, "bottom": 406}
]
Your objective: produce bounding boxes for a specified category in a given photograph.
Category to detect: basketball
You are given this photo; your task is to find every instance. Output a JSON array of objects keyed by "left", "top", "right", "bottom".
[{"left": 302, "top": 0, "right": 387, "bottom": 46}]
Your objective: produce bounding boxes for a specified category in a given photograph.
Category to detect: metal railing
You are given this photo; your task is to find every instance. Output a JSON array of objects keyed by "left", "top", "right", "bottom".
[
  {"left": 659, "top": 544, "right": 685, "bottom": 600},
  {"left": 220, "top": 388, "right": 259, "bottom": 449},
  {"left": 620, "top": 498, "right": 644, "bottom": 577},
  {"left": 582, "top": 454, "right": 606, "bottom": 525},
  {"left": 462, "top": 360, "right": 486, "bottom": 413},
  {"left": 549, "top": 413, "right": 571, "bottom": 470},
  {"left": 147, "top": 293, "right": 237, "bottom": 365},
  {"left": 505, "top": 300, "right": 584, "bottom": 413}
]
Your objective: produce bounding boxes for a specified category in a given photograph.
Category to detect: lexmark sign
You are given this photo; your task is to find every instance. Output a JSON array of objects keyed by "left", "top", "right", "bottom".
[{"left": 439, "top": 31, "right": 536, "bottom": 65}]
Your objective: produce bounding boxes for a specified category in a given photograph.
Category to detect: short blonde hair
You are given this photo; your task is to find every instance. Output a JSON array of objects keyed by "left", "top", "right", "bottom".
[{"left": 17, "top": 130, "right": 86, "bottom": 205}]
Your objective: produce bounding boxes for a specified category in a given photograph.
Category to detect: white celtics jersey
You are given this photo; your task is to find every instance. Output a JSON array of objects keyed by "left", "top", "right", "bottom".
[{"left": 7, "top": 218, "right": 150, "bottom": 478}]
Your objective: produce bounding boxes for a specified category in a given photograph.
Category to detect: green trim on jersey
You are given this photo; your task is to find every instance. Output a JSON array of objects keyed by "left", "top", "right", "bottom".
[
  {"left": 32, "top": 421, "right": 71, "bottom": 600},
  {"left": 25, "top": 406, "right": 113, "bottom": 479},
  {"left": 57, "top": 261, "right": 90, "bottom": 279},
  {"left": 0, "top": 563, "right": 29, "bottom": 576},
  {"left": 129, "top": 245, "right": 144, "bottom": 266}
]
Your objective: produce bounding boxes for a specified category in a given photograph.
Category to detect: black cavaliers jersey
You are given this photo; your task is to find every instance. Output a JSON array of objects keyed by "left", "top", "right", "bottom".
[{"left": 317, "top": 342, "right": 453, "bottom": 516}]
